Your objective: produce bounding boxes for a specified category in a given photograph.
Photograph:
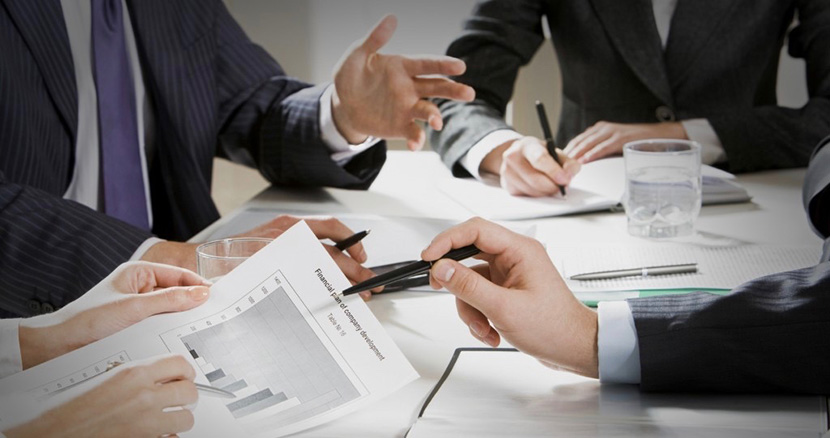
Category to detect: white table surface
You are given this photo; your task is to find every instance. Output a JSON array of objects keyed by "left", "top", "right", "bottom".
[{"left": 194, "top": 151, "right": 824, "bottom": 437}]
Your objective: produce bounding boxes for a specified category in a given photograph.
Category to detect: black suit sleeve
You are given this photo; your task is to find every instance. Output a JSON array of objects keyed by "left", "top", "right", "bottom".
[
  {"left": 212, "top": 2, "right": 385, "bottom": 190},
  {"left": 706, "top": 0, "right": 830, "bottom": 173},
  {"left": 628, "top": 262, "right": 830, "bottom": 394},
  {"left": 429, "top": 0, "right": 545, "bottom": 176},
  {"left": 803, "top": 136, "right": 830, "bottom": 239},
  {"left": 0, "top": 174, "right": 151, "bottom": 317}
]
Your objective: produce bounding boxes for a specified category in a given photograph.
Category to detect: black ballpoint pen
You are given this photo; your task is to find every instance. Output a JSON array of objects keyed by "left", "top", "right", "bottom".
[
  {"left": 535, "top": 100, "right": 567, "bottom": 197},
  {"left": 342, "top": 245, "right": 481, "bottom": 296},
  {"left": 334, "top": 229, "right": 370, "bottom": 251}
]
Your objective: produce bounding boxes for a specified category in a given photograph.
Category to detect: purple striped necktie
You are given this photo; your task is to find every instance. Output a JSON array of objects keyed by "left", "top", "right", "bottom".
[{"left": 91, "top": 0, "right": 149, "bottom": 230}]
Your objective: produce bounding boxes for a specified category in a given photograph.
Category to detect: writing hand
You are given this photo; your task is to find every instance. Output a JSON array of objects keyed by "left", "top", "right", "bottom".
[{"left": 480, "top": 136, "right": 581, "bottom": 197}]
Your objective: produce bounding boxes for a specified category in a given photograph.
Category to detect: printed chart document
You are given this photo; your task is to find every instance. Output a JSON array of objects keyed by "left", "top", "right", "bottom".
[
  {"left": 439, "top": 157, "right": 750, "bottom": 220},
  {"left": 0, "top": 222, "right": 418, "bottom": 437},
  {"left": 407, "top": 349, "right": 828, "bottom": 438}
]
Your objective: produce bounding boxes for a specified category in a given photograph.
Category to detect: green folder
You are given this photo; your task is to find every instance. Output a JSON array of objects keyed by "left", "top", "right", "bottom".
[{"left": 580, "top": 288, "right": 731, "bottom": 308}]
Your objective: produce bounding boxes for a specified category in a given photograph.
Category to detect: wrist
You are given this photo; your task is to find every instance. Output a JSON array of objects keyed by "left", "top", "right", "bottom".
[
  {"left": 19, "top": 324, "right": 75, "bottom": 370},
  {"left": 141, "top": 241, "right": 198, "bottom": 272},
  {"left": 330, "top": 86, "right": 370, "bottom": 144},
  {"left": 479, "top": 141, "right": 514, "bottom": 175},
  {"left": 659, "top": 122, "right": 688, "bottom": 140}
]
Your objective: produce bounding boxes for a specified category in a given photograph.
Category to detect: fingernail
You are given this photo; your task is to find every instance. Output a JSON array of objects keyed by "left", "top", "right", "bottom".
[
  {"left": 433, "top": 261, "right": 455, "bottom": 282},
  {"left": 201, "top": 279, "right": 214, "bottom": 286},
  {"left": 554, "top": 172, "right": 571, "bottom": 185},
  {"left": 469, "top": 321, "right": 485, "bottom": 337},
  {"left": 524, "top": 145, "right": 544, "bottom": 163},
  {"left": 188, "top": 286, "right": 209, "bottom": 301},
  {"left": 485, "top": 332, "right": 499, "bottom": 347},
  {"left": 360, "top": 291, "right": 372, "bottom": 301}
]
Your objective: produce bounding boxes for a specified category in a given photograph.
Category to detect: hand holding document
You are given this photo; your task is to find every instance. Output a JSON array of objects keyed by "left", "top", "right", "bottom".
[{"left": 0, "top": 222, "right": 418, "bottom": 437}]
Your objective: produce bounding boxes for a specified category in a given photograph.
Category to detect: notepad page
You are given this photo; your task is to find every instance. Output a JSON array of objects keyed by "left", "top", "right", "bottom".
[{"left": 551, "top": 244, "right": 822, "bottom": 292}]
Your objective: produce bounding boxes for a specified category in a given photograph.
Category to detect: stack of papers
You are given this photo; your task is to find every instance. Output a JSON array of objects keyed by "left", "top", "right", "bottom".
[{"left": 438, "top": 157, "right": 751, "bottom": 220}]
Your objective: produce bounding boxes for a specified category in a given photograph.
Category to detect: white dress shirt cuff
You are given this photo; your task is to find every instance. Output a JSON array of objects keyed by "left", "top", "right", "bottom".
[
  {"left": 129, "top": 237, "right": 165, "bottom": 261},
  {"left": 319, "top": 84, "right": 380, "bottom": 165},
  {"left": 460, "top": 129, "right": 524, "bottom": 180},
  {"left": 597, "top": 301, "right": 641, "bottom": 384},
  {"left": 682, "top": 119, "right": 727, "bottom": 165},
  {"left": 0, "top": 319, "right": 23, "bottom": 380}
]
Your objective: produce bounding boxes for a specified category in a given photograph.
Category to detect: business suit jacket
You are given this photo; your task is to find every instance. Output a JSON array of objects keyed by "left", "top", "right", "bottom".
[
  {"left": 0, "top": 0, "right": 386, "bottom": 317},
  {"left": 628, "top": 136, "right": 830, "bottom": 394},
  {"left": 431, "top": 0, "right": 830, "bottom": 176}
]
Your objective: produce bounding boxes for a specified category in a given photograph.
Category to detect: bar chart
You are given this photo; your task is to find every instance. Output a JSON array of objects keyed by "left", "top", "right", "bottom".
[{"left": 171, "top": 270, "right": 362, "bottom": 427}]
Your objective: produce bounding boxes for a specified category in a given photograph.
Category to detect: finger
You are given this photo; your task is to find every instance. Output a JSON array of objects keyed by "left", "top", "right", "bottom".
[
  {"left": 124, "top": 262, "right": 212, "bottom": 294},
  {"left": 421, "top": 217, "right": 525, "bottom": 262},
  {"left": 431, "top": 259, "right": 506, "bottom": 322},
  {"left": 569, "top": 129, "right": 612, "bottom": 160},
  {"left": 411, "top": 100, "right": 442, "bottom": 131},
  {"left": 141, "top": 355, "right": 196, "bottom": 384},
  {"left": 504, "top": 153, "right": 562, "bottom": 196},
  {"left": 402, "top": 55, "right": 467, "bottom": 77},
  {"left": 405, "top": 121, "right": 425, "bottom": 151},
  {"left": 307, "top": 218, "right": 367, "bottom": 262},
  {"left": 558, "top": 150, "right": 582, "bottom": 177},
  {"left": 115, "top": 286, "right": 210, "bottom": 323},
  {"left": 580, "top": 137, "right": 622, "bottom": 163},
  {"left": 501, "top": 164, "right": 548, "bottom": 197},
  {"left": 457, "top": 299, "right": 500, "bottom": 347},
  {"left": 156, "top": 380, "right": 199, "bottom": 408},
  {"left": 359, "top": 14, "right": 397, "bottom": 54},
  {"left": 520, "top": 141, "right": 571, "bottom": 186},
  {"left": 414, "top": 77, "right": 475, "bottom": 102},
  {"left": 159, "top": 410, "right": 196, "bottom": 435},
  {"left": 326, "top": 246, "right": 377, "bottom": 287},
  {"left": 563, "top": 128, "right": 594, "bottom": 155}
]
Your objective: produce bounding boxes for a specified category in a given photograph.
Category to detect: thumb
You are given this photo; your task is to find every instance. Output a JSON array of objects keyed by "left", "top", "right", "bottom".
[
  {"left": 359, "top": 14, "right": 397, "bottom": 54},
  {"left": 116, "top": 286, "right": 210, "bottom": 324},
  {"left": 431, "top": 259, "right": 504, "bottom": 317}
]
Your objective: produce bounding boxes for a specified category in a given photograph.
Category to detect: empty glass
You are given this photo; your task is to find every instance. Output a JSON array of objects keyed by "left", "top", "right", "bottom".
[
  {"left": 196, "top": 238, "right": 272, "bottom": 281},
  {"left": 623, "top": 140, "right": 702, "bottom": 238}
]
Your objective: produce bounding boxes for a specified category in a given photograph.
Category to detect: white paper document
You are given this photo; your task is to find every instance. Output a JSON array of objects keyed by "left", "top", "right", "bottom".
[
  {"left": 408, "top": 349, "right": 827, "bottom": 438},
  {"left": 0, "top": 222, "right": 418, "bottom": 437},
  {"left": 438, "top": 157, "right": 750, "bottom": 220},
  {"left": 551, "top": 243, "right": 821, "bottom": 292}
]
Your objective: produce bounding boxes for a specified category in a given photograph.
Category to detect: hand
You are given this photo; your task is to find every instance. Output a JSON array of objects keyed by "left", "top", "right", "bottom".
[
  {"left": 4, "top": 355, "right": 198, "bottom": 438},
  {"left": 19, "top": 262, "right": 211, "bottom": 369},
  {"left": 480, "top": 137, "right": 581, "bottom": 197},
  {"left": 331, "top": 15, "right": 475, "bottom": 150},
  {"left": 564, "top": 121, "right": 687, "bottom": 163},
  {"left": 421, "top": 218, "right": 599, "bottom": 378},
  {"left": 142, "top": 215, "right": 379, "bottom": 299}
]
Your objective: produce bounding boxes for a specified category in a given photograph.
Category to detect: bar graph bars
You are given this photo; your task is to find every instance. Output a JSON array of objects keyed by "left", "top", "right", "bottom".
[{"left": 177, "top": 271, "right": 361, "bottom": 428}]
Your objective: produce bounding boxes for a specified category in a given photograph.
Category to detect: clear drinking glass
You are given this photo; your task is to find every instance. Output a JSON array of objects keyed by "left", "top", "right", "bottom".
[
  {"left": 196, "top": 238, "right": 272, "bottom": 281},
  {"left": 623, "top": 139, "right": 702, "bottom": 238}
]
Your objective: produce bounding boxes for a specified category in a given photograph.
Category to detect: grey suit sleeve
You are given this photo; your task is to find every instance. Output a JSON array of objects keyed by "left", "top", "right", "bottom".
[
  {"left": 430, "top": 0, "right": 545, "bottom": 176},
  {"left": 706, "top": 1, "right": 830, "bottom": 173},
  {"left": 213, "top": 1, "right": 385, "bottom": 190}
]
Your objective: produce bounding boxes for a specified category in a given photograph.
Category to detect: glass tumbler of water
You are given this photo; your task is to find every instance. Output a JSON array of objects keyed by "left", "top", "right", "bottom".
[
  {"left": 196, "top": 238, "right": 272, "bottom": 281},
  {"left": 623, "top": 140, "right": 702, "bottom": 238}
]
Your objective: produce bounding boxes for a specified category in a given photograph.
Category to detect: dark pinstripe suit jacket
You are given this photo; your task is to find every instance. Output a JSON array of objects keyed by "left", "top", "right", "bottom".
[
  {"left": 629, "top": 137, "right": 830, "bottom": 394},
  {"left": 431, "top": 0, "right": 830, "bottom": 175},
  {"left": 0, "top": 0, "right": 386, "bottom": 317}
]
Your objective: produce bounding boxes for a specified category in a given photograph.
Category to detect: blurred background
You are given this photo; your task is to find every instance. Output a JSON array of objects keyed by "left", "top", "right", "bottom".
[{"left": 214, "top": 0, "right": 808, "bottom": 215}]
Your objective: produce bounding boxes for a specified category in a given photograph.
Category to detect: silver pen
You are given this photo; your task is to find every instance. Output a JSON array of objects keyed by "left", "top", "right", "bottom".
[
  {"left": 570, "top": 263, "right": 698, "bottom": 281},
  {"left": 107, "top": 361, "right": 236, "bottom": 399}
]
